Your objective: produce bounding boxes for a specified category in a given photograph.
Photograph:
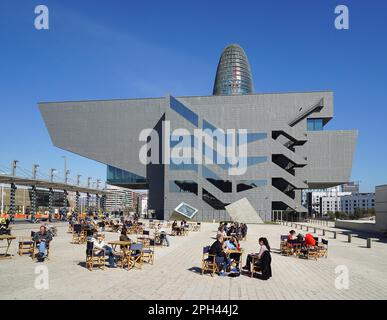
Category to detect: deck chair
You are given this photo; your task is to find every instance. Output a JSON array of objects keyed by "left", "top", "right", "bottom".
[
  {"left": 201, "top": 246, "right": 219, "bottom": 276},
  {"left": 18, "top": 236, "right": 34, "bottom": 256},
  {"left": 318, "top": 239, "right": 328, "bottom": 258},
  {"left": 127, "top": 243, "right": 143, "bottom": 270},
  {"left": 193, "top": 222, "right": 201, "bottom": 232},
  {"left": 115, "top": 246, "right": 129, "bottom": 269},
  {"left": 72, "top": 224, "right": 86, "bottom": 244},
  {"left": 142, "top": 239, "right": 155, "bottom": 265},
  {"left": 31, "top": 234, "right": 51, "bottom": 261},
  {"left": 280, "top": 235, "right": 288, "bottom": 255},
  {"left": 306, "top": 244, "right": 319, "bottom": 260},
  {"left": 250, "top": 251, "right": 272, "bottom": 280},
  {"left": 85, "top": 241, "right": 107, "bottom": 271}
]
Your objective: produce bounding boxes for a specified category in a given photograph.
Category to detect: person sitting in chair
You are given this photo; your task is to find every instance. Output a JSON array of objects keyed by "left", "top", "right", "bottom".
[
  {"left": 172, "top": 220, "right": 181, "bottom": 235},
  {"left": 33, "top": 225, "right": 53, "bottom": 262},
  {"left": 304, "top": 233, "right": 316, "bottom": 246},
  {"left": 158, "top": 224, "right": 170, "bottom": 247},
  {"left": 209, "top": 234, "right": 231, "bottom": 276},
  {"left": 226, "top": 236, "right": 241, "bottom": 272},
  {"left": 287, "top": 230, "right": 298, "bottom": 242},
  {"left": 90, "top": 232, "right": 117, "bottom": 268},
  {"left": 243, "top": 237, "right": 271, "bottom": 273}
]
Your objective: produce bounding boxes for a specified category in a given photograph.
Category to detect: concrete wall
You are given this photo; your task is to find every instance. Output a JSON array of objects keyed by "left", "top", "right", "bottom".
[
  {"left": 335, "top": 220, "right": 377, "bottom": 232},
  {"left": 376, "top": 185, "right": 387, "bottom": 231}
]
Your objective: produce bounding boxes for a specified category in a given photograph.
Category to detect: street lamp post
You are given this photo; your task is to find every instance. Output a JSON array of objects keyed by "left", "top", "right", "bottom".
[
  {"left": 11, "top": 160, "right": 19, "bottom": 176},
  {"left": 0, "top": 184, "right": 4, "bottom": 214},
  {"left": 65, "top": 170, "right": 70, "bottom": 184},
  {"left": 49, "top": 169, "right": 56, "bottom": 182},
  {"left": 61, "top": 156, "right": 67, "bottom": 183},
  {"left": 76, "top": 175, "right": 82, "bottom": 186},
  {"left": 32, "top": 164, "right": 39, "bottom": 180}
]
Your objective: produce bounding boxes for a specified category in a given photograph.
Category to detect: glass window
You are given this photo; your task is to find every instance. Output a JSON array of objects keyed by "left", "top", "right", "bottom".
[
  {"left": 169, "top": 180, "right": 198, "bottom": 195},
  {"left": 107, "top": 166, "right": 147, "bottom": 185},
  {"left": 202, "top": 166, "right": 232, "bottom": 193},
  {"left": 307, "top": 119, "right": 324, "bottom": 131},
  {"left": 202, "top": 189, "right": 229, "bottom": 210},
  {"left": 237, "top": 180, "right": 267, "bottom": 192}
]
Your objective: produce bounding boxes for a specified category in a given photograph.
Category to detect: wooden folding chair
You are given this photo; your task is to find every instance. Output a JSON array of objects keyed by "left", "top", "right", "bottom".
[
  {"left": 250, "top": 251, "right": 271, "bottom": 279},
  {"left": 31, "top": 241, "right": 51, "bottom": 261},
  {"left": 127, "top": 243, "right": 143, "bottom": 270},
  {"left": 85, "top": 241, "right": 107, "bottom": 271},
  {"left": 306, "top": 245, "right": 319, "bottom": 260},
  {"left": 18, "top": 236, "right": 34, "bottom": 256},
  {"left": 72, "top": 224, "right": 86, "bottom": 244},
  {"left": 195, "top": 222, "right": 201, "bottom": 232},
  {"left": 318, "top": 239, "right": 328, "bottom": 258},
  {"left": 115, "top": 247, "right": 129, "bottom": 269},
  {"left": 142, "top": 239, "right": 155, "bottom": 265},
  {"left": 201, "top": 246, "right": 219, "bottom": 276},
  {"left": 279, "top": 235, "right": 288, "bottom": 255}
]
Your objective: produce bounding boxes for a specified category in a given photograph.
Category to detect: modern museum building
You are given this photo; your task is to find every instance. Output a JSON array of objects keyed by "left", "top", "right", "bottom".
[{"left": 39, "top": 44, "right": 357, "bottom": 222}]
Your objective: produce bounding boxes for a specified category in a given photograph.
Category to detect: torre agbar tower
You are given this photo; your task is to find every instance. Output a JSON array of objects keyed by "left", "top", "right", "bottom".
[{"left": 39, "top": 44, "right": 357, "bottom": 222}]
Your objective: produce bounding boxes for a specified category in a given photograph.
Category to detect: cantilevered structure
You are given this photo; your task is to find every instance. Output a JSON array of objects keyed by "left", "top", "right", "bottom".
[{"left": 39, "top": 44, "right": 357, "bottom": 222}]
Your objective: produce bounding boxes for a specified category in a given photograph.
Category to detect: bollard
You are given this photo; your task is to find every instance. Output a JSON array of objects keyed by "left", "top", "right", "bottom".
[
  {"left": 348, "top": 234, "right": 352, "bottom": 243},
  {"left": 367, "top": 238, "right": 372, "bottom": 248},
  {"left": 306, "top": 226, "right": 309, "bottom": 232},
  {"left": 322, "top": 229, "right": 326, "bottom": 236},
  {"left": 314, "top": 227, "right": 317, "bottom": 234},
  {"left": 333, "top": 231, "right": 337, "bottom": 239}
]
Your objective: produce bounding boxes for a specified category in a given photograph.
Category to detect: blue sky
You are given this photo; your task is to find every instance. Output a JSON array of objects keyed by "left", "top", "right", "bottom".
[{"left": 0, "top": 0, "right": 386, "bottom": 191}]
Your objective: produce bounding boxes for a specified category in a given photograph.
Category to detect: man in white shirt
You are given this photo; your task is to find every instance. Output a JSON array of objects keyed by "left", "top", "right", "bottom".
[
  {"left": 90, "top": 234, "right": 117, "bottom": 268},
  {"left": 157, "top": 224, "right": 170, "bottom": 247}
]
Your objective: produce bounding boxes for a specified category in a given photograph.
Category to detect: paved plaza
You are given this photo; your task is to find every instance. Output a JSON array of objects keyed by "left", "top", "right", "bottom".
[{"left": 1, "top": 222, "right": 387, "bottom": 300}]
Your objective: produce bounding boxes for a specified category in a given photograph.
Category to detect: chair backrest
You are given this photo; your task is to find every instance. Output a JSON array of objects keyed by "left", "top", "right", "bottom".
[
  {"left": 203, "top": 246, "right": 211, "bottom": 254},
  {"left": 86, "top": 241, "right": 94, "bottom": 255},
  {"left": 322, "top": 239, "right": 328, "bottom": 245},
  {"left": 143, "top": 230, "right": 150, "bottom": 236},
  {"left": 197, "top": 222, "right": 201, "bottom": 226},
  {"left": 31, "top": 231, "right": 36, "bottom": 237},
  {"left": 261, "top": 250, "right": 272, "bottom": 263},
  {"left": 74, "top": 224, "right": 82, "bottom": 233},
  {"left": 280, "top": 235, "right": 288, "bottom": 241},
  {"left": 313, "top": 237, "right": 319, "bottom": 244},
  {"left": 149, "top": 239, "right": 155, "bottom": 246},
  {"left": 130, "top": 243, "right": 143, "bottom": 251}
]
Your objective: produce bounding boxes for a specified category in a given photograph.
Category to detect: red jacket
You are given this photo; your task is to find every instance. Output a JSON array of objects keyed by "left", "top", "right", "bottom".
[{"left": 305, "top": 234, "right": 316, "bottom": 246}]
